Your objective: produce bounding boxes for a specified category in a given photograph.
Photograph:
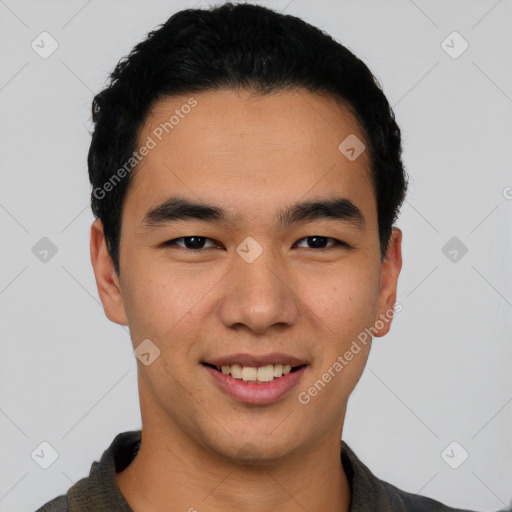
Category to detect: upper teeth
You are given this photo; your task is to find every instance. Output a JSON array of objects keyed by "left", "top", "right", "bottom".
[{"left": 218, "top": 364, "right": 294, "bottom": 383}]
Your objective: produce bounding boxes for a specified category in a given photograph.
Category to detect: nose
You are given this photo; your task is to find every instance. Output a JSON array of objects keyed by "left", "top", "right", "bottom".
[{"left": 218, "top": 245, "right": 300, "bottom": 334}]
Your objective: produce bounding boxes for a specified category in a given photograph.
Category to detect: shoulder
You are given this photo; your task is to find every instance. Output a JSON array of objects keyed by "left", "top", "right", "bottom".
[
  {"left": 33, "top": 494, "right": 68, "bottom": 512},
  {"left": 341, "top": 441, "right": 479, "bottom": 512},
  {"left": 32, "top": 430, "right": 140, "bottom": 512},
  {"left": 379, "top": 477, "right": 478, "bottom": 512}
]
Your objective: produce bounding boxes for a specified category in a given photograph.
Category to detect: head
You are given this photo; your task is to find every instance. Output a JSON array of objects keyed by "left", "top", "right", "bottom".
[{"left": 90, "top": 2, "right": 407, "bottom": 462}]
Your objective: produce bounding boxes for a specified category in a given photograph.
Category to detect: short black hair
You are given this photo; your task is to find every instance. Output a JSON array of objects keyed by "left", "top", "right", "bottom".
[{"left": 88, "top": 1, "right": 408, "bottom": 275}]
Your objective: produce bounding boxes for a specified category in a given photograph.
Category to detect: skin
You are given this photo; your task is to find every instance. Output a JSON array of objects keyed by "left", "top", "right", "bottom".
[{"left": 90, "top": 87, "right": 402, "bottom": 512}]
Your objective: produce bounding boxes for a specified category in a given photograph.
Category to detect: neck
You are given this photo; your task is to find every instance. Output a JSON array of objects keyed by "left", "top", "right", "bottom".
[{"left": 115, "top": 418, "right": 351, "bottom": 512}]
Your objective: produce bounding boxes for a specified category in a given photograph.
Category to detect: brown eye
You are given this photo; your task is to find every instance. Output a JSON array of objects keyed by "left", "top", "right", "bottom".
[
  {"left": 294, "top": 236, "right": 347, "bottom": 249},
  {"left": 164, "top": 236, "right": 220, "bottom": 250}
]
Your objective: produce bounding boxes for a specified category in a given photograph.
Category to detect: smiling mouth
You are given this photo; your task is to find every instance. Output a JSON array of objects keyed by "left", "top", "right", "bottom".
[{"left": 202, "top": 362, "right": 306, "bottom": 384}]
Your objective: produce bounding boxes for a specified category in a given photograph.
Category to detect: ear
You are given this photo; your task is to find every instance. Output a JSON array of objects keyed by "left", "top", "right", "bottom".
[
  {"left": 373, "top": 227, "right": 402, "bottom": 338},
  {"left": 90, "top": 218, "right": 128, "bottom": 326}
]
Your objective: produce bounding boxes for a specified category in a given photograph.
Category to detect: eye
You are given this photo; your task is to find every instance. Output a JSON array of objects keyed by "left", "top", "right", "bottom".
[
  {"left": 162, "top": 235, "right": 349, "bottom": 251},
  {"left": 163, "top": 236, "right": 221, "bottom": 250},
  {"left": 293, "top": 236, "right": 348, "bottom": 250}
]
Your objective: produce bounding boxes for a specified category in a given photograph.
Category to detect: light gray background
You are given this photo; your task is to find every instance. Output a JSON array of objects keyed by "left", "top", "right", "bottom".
[{"left": 1, "top": 0, "right": 511, "bottom": 511}]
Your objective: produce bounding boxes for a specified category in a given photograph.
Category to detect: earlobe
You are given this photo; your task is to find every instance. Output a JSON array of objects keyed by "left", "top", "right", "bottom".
[
  {"left": 373, "top": 227, "right": 403, "bottom": 338},
  {"left": 90, "top": 219, "right": 129, "bottom": 326}
]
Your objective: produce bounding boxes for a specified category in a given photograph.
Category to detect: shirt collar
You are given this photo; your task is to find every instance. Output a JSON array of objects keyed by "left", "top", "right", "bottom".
[{"left": 68, "top": 429, "right": 398, "bottom": 511}]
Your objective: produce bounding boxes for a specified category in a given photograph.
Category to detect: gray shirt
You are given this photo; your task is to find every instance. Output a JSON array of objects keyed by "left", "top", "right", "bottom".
[{"left": 35, "top": 430, "right": 483, "bottom": 512}]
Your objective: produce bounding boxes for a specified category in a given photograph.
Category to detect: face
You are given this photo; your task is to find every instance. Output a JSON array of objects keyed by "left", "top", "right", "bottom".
[{"left": 91, "top": 87, "right": 402, "bottom": 462}]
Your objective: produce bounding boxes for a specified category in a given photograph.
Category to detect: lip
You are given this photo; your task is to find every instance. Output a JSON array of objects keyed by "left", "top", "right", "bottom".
[
  {"left": 202, "top": 363, "right": 307, "bottom": 405},
  {"left": 203, "top": 352, "right": 308, "bottom": 368}
]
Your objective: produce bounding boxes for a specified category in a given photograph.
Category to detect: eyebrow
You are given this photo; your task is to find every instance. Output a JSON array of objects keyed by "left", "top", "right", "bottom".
[{"left": 142, "top": 195, "right": 365, "bottom": 231}]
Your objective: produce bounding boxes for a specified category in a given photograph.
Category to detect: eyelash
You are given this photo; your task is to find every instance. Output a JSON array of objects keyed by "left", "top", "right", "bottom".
[{"left": 163, "top": 236, "right": 350, "bottom": 251}]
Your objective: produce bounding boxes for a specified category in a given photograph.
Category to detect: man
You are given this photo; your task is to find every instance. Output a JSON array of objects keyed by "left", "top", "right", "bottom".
[{"left": 36, "top": 2, "right": 482, "bottom": 511}]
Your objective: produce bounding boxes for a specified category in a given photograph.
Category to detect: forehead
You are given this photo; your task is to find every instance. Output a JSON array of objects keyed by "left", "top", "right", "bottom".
[{"left": 123, "top": 88, "right": 376, "bottom": 230}]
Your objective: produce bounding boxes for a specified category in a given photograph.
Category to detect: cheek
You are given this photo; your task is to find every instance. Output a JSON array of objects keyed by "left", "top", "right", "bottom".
[
  {"left": 120, "top": 258, "right": 200, "bottom": 343},
  {"left": 298, "top": 275, "right": 377, "bottom": 410},
  {"left": 300, "top": 262, "right": 380, "bottom": 339}
]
